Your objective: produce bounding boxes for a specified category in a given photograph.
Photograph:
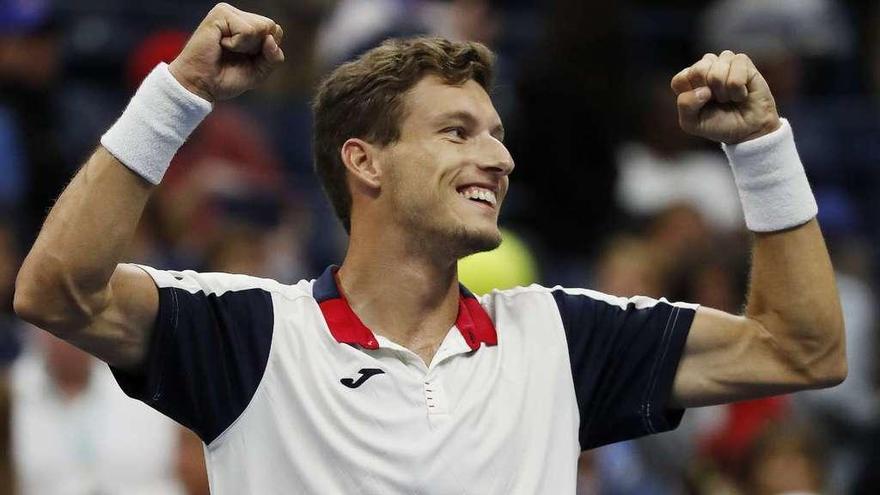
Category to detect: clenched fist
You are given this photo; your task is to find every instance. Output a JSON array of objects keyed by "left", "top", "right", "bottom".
[
  {"left": 168, "top": 3, "right": 284, "bottom": 101},
  {"left": 671, "top": 51, "right": 781, "bottom": 145}
]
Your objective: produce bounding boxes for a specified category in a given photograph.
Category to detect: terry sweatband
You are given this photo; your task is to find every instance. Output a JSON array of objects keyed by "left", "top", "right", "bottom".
[
  {"left": 100, "top": 62, "right": 213, "bottom": 185},
  {"left": 722, "top": 118, "right": 818, "bottom": 232}
]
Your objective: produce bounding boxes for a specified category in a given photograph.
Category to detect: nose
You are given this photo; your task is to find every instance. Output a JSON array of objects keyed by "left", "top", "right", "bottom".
[{"left": 476, "top": 134, "right": 515, "bottom": 176}]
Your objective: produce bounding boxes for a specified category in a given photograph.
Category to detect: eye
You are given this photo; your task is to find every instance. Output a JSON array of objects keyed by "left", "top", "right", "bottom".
[{"left": 442, "top": 126, "right": 468, "bottom": 140}]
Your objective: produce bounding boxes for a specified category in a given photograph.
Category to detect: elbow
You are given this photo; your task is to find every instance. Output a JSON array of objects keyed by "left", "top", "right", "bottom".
[
  {"left": 12, "top": 283, "right": 39, "bottom": 326},
  {"left": 13, "top": 257, "right": 106, "bottom": 334},
  {"left": 800, "top": 321, "right": 848, "bottom": 390},
  {"left": 804, "top": 356, "right": 847, "bottom": 390},
  {"left": 13, "top": 262, "right": 48, "bottom": 326},
  {"left": 816, "top": 336, "right": 848, "bottom": 388},
  {"left": 826, "top": 356, "right": 848, "bottom": 387},
  {"left": 819, "top": 310, "right": 848, "bottom": 387},
  {"left": 12, "top": 275, "right": 76, "bottom": 333},
  {"left": 762, "top": 310, "right": 847, "bottom": 391}
]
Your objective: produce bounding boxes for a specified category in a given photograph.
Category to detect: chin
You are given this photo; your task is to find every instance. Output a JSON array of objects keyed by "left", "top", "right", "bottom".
[
  {"left": 449, "top": 224, "right": 502, "bottom": 259},
  {"left": 400, "top": 206, "right": 502, "bottom": 258}
]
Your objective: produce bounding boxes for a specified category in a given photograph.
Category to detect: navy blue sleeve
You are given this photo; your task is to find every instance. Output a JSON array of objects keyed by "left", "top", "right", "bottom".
[
  {"left": 110, "top": 266, "right": 274, "bottom": 444},
  {"left": 552, "top": 289, "right": 697, "bottom": 450}
]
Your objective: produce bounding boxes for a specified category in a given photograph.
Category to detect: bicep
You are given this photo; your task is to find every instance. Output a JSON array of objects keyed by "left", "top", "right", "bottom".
[
  {"left": 672, "top": 306, "right": 806, "bottom": 407},
  {"left": 69, "top": 264, "right": 158, "bottom": 370}
]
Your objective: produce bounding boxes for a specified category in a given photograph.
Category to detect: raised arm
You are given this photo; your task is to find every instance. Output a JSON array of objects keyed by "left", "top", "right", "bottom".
[
  {"left": 13, "top": 3, "right": 284, "bottom": 369},
  {"left": 669, "top": 52, "right": 846, "bottom": 407}
]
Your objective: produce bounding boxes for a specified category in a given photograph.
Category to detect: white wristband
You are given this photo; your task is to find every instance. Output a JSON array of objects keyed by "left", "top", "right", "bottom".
[
  {"left": 722, "top": 118, "right": 818, "bottom": 232},
  {"left": 100, "top": 63, "right": 213, "bottom": 185}
]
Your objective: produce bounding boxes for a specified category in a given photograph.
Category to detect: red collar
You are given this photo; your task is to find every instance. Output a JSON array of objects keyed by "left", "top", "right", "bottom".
[{"left": 312, "top": 266, "right": 497, "bottom": 351}]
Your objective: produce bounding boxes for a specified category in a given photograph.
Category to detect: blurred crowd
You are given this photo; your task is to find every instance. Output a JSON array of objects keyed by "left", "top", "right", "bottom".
[{"left": 2, "top": 0, "right": 880, "bottom": 494}]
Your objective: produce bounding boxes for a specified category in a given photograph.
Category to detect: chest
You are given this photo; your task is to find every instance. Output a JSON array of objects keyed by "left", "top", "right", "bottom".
[{"left": 204, "top": 295, "right": 582, "bottom": 494}]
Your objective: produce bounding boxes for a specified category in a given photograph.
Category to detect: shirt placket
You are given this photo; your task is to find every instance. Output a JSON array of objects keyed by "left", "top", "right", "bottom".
[{"left": 373, "top": 329, "right": 474, "bottom": 428}]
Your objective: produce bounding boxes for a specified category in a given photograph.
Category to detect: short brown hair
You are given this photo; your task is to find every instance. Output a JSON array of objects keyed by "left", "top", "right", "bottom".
[{"left": 312, "top": 37, "right": 495, "bottom": 233}]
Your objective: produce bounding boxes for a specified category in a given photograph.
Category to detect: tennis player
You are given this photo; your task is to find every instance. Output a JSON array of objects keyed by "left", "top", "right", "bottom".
[{"left": 14, "top": 3, "right": 846, "bottom": 493}]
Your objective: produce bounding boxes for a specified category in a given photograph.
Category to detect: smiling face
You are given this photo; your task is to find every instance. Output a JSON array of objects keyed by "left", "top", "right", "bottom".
[{"left": 376, "top": 75, "right": 514, "bottom": 259}]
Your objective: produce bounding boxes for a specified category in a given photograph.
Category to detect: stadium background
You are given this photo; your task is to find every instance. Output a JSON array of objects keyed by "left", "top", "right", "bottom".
[{"left": 2, "top": 0, "right": 880, "bottom": 493}]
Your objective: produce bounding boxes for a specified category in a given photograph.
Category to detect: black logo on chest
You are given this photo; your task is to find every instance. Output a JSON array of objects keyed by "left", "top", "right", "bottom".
[{"left": 340, "top": 368, "right": 385, "bottom": 388}]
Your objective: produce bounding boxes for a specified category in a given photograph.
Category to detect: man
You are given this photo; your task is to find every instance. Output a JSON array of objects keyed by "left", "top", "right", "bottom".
[
  {"left": 14, "top": 3, "right": 845, "bottom": 494},
  {"left": 9, "top": 329, "right": 193, "bottom": 495}
]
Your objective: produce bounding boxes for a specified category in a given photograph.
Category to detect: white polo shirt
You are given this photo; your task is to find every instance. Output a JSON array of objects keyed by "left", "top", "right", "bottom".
[
  {"left": 13, "top": 349, "right": 185, "bottom": 495},
  {"left": 112, "top": 265, "right": 697, "bottom": 494}
]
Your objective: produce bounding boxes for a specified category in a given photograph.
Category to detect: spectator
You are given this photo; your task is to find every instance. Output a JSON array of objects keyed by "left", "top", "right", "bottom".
[
  {"left": 615, "top": 75, "right": 744, "bottom": 233},
  {"left": 0, "top": 0, "right": 67, "bottom": 242},
  {"left": 588, "top": 233, "right": 692, "bottom": 495},
  {"left": 739, "top": 423, "right": 828, "bottom": 495},
  {"left": 120, "top": 28, "right": 310, "bottom": 277},
  {"left": 794, "top": 199, "right": 878, "bottom": 492},
  {"left": 0, "top": 222, "right": 22, "bottom": 366},
  {"left": 506, "top": 0, "right": 625, "bottom": 272},
  {"left": 10, "top": 329, "right": 191, "bottom": 494},
  {"left": 0, "top": 372, "right": 12, "bottom": 495}
]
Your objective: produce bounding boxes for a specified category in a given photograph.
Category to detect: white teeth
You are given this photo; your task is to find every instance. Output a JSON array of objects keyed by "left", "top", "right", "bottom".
[{"left": 458, "top": 186, "right": 497, "bottom": 206}]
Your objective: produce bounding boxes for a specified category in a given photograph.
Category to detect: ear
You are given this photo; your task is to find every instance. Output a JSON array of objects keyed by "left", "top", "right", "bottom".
[{"left": 340, "top": 138, "right": 382, "bottom": 190}]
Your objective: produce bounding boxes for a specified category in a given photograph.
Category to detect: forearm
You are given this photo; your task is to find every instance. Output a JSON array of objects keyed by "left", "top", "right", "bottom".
[
  {"left": 721, "top": 119, "right": 847, "bottom": 383},
  {"left": 13, "top": 4, "right": 282, "bottom": 367},
  {"left": 671, "top": 52, "right": 847, "bottom": 406},
  {"left": 15, "top": 59, "right": 213, "bottom": 331},
  {"left": 746, "top": 219, "right": 845, "bottom": 381},
  {"left": 672, "top": 219, "right": 845, "bottom": 407},
  {"left": 15, "top": 148, "right": 153, "bottom": 328}
]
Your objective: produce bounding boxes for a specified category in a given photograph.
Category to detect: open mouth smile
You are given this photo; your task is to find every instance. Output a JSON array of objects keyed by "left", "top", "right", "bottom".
[{"left": 457, "top": 185, "right": 497, "bottom": 208}]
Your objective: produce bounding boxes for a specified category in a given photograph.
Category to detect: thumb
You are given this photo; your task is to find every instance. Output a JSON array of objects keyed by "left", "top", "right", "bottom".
[{"left": 677, "top": 86, "right": 712, "bottom": 129}]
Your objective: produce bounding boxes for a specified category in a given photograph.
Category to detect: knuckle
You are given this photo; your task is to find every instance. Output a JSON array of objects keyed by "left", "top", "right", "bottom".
[
  {"left": 211, "top": 3, "right": 234, "bottom": 19},
  {"left": 248, "top": 15, "right": 274, "bottom": 33},
  {"left": 729, "top": 74, "right": 747, "bottom": 86}
]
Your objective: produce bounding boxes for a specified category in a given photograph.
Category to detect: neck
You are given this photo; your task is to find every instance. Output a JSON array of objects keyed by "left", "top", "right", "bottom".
[{"left": 338, "top": 223, "right": 461, "bottom": 356}]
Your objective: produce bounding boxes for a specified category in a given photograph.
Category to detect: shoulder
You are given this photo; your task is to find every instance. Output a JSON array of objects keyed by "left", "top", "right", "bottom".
[
  {"left": 126, "top": 263, "right": 315, "bottom": 302},
  {"left": 475, "top": 284, "right": 554, "bottom": 307},
  {"left": 479, "top": 284, "right": 698, "bottom": 326},
  {"left": 479, "top": 284, "right": 673, "bottom": 309}
]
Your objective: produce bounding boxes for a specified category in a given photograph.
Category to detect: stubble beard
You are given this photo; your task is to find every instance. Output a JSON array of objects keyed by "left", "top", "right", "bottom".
[
  {"left": 443, "top": 222, "right": 502, "bottom": 259},
  {"left": 397, "top": 201, "right": 502, "bottom": 260}
]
